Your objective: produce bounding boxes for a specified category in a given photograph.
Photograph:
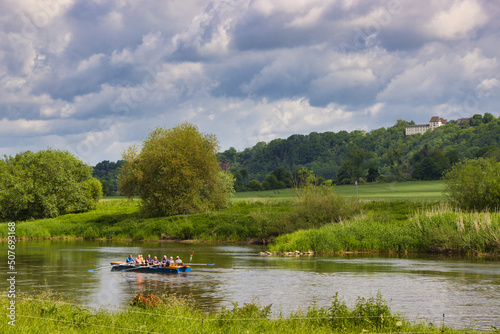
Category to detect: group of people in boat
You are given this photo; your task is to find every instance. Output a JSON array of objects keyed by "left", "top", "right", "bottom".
[{"left": 126, "top": 254, "right": 184, "bottom": 267}]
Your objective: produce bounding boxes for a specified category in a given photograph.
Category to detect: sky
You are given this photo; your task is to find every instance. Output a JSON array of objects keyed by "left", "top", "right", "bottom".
[{"left": 1, "top": 0, "right": 499, "bottom": 165}]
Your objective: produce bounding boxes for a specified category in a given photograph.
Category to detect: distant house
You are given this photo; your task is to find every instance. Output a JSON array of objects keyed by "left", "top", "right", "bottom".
[{"left": 405, "top": 116, "right": 447, "bottom": 136}]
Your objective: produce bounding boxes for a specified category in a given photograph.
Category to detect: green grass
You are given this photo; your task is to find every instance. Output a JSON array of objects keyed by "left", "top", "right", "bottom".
[
  {"left": 233, "top": 188, "right": 298, "bottom": 201},
  {"left": 334, "top": 180, "right": 446, "bottom": 199},
  {"left": 233, "top": 180, "right": 445, "bottom": 201},
  {"left": 0, "top": 199, "right": 293, "bottom": 242},
  {"left": 2, "top": 291, "right": 487, "bottom": 334},
  {"left": 269, "top": 204, "right": 500, "bottom": 255}
]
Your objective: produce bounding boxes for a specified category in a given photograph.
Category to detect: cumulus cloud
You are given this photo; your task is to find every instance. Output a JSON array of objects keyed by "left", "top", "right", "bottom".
[{"left": 0, "top": 0, "right": 499, "bottom": 164}]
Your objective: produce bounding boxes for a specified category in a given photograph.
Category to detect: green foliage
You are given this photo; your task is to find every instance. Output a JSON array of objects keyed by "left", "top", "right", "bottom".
[
  {"left": 270, "top": 202, "right": 500, "bottom": 255},
  {"left": 216, "top": 113, "right": 500, "bottom": 185},
  {"left": 92, "top": 160, "right": 124, "bottom": 196},
  {"left": 336, "top": 147, "right": 373, "bottom": 184},
  {"left": 411, "top": 145, "right": 451, "bottom": 180},
  {"left": 411, "top": 207, "right": 500, "bottom": 253},
  {"left": 118, "top": 122, "right": 233, "bottom": 217},
  {"left": 247, "top": 179, "right": 263, "bottom": 191},
  {"left": 285, "top": 186, "right": 361, "bottom": 229},
  {"left": 0, "top": 149, "right": 102, "bottom": 222},
  {"left": 444, "top": 158, "right": 500, "bottom": 211}
]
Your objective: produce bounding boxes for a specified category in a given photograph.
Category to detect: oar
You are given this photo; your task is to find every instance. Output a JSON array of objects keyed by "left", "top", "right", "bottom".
[{"left": 88, "top": 264, "right": 116, "bottom": 272}]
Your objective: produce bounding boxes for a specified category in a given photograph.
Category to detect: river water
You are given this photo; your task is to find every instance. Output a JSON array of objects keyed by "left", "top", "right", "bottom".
[{"left": 2, "top": 240, "right": 499, "bottom": 330}]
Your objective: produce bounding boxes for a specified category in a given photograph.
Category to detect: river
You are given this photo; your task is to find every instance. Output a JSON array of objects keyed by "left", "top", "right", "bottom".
[{"left": 2, "top": 240, "right": 499, "bottom": 330}]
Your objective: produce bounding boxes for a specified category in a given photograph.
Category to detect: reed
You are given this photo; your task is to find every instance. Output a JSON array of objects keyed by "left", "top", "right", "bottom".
[
  {"left": 411, "top": 205, "right": 500, "bottom": 253},
  {"left": 270, "top": 204, "right": 500, "bottom": 255}
]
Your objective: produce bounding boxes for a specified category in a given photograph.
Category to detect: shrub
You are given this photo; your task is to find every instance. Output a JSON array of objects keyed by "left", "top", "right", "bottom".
[
  {"left": 0, "top": 149, "right": 102, "bottom": 222},
  {"left": 444, "top": 158, "right": 500, "bottom": 211}
]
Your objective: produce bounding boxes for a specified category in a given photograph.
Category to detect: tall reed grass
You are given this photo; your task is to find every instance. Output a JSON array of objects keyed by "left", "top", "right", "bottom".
[
  {"left": 270, "top": 205, "right": 500, "bottom": 255},
  {"left": 412, "top": 206, "right": 500, "bottom": 253}
]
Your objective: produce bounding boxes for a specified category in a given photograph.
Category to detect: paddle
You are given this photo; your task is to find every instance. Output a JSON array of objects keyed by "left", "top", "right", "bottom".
[{"left": 88, "top": 264, "right": 116, "bottom": 272}]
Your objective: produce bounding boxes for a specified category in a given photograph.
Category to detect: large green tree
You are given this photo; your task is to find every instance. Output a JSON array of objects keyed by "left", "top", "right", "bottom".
[
  {"left": 0, "top": 149, "right": 102, "bottom": 221},
  {"left": 119, "top": 122, "right": 234, "bottom": 217},
  {"left": 444, "top": 158, "right": 500, "bottom": 211}
]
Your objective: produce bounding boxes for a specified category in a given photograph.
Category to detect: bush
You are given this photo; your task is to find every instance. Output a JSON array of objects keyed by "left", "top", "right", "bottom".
[
  {"left": 0, "top": 149, "right": 102, "bottom": 222},
  {"left": 444, "top": 158, "right": 500, "bottom": 211},
  {"left": 284, "top": 186, "right": 361, "bottom": 230}
]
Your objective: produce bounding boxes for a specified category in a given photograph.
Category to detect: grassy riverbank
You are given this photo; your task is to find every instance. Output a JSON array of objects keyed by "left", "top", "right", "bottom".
[
  {"left": 1, "top": 291, "right": 490, "bottom": 334},
  {"left": 269, "top": 206, "right": 500, "bottom": 255},
  {"left": 2, "top": 180, "right": 499, "bottom": 255},
  {"left": 0, "top": 199, "right": 292, "bottom": 242}
]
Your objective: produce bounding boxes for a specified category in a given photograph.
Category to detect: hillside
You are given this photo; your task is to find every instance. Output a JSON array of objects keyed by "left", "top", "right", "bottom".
[
  {"left": 93, "top": 113, "right": 500, "bottom": 193},
  {"left": 218, "top": 113, "right": 500, "bottom": 189}
]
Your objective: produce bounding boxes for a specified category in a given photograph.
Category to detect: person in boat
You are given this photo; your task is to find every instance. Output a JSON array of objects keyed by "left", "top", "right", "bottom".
[
  {"left": 175, "top": 256, "right": 184, "bottom": 265},
  {"left": 161, "top": 255, "right": 169, "bottom": 267},
  {"left": 126, "top": 254, "right": 135, "bottom": 264},
  {"left": 151, "top": 256, "right": 160, "bottom": 266},
  {"left": 135, "top": 254, "right": 145, "bottom": 266},
  {"left": 169, "top": 256, "right": 175, "bottom": 265},
  {"left": 144, "top": 254, "right": 152, "bottom": 265}
]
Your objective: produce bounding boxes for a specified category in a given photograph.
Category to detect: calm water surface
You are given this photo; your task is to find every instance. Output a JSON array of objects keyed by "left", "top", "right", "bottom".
[{"left": 2, "top": 240, "right": 499, "bottom": 330}]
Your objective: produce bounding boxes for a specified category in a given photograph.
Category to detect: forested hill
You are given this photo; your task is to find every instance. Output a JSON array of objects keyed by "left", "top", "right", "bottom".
[
  {"left": 93, "top": 113, "right": 500, "bottom": 194},
  {"left": 217, "top": 113, "right": 500, "bottom": 189}
]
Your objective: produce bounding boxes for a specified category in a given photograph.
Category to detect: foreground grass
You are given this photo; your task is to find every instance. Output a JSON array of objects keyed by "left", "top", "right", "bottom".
[{"left": 1, "top": 291, "right": 487, "bottom": 334}]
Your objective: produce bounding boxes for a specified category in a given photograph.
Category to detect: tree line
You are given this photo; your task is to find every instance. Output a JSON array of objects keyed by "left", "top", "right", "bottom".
[
  {"left": 217, "top": 113, "right": 500, "bottom": 191},
  {"left": 91, "top": 113, "right": 499, "bottom": 193}
]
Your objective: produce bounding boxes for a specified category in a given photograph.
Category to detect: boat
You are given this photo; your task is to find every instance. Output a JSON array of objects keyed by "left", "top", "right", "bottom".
[{"left": 110, "top": 261, "right": 191, "bottom": 274}]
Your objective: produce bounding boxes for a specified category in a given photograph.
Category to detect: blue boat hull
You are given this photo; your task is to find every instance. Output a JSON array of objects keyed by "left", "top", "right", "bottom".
[{"left": 111, "top": 264, "right": 191, "bottom": 274}]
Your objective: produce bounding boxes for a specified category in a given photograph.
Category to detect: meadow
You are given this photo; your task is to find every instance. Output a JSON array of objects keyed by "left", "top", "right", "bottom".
[{"left": 234, "top": 180, "right": 446, "bottom": 200}]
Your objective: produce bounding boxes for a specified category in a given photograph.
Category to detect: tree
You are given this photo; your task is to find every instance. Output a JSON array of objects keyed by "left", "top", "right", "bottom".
[
  {"left": 0, "top": 149, "right": 102, "bottom": 221},
  {"left": 482, "top": 112, "right": 495, "bottom": 124},
  {"left": 411, "top": 146, "right": 450, "bottom": 180},
  {"left": 247, "top": 180, "right": 262, "bottom": 191},
  {"left": 92, "top": 160, "right": 125, "bottom": 196},
  {"left": 118, "top": 122, "right": 234, "bottom": 217},
  {"left": 262, "top": 174, "right": 285, "bottom": 190},
  {"left": 474, "top": 146, "right": 500, "bottom": 162},
  {"left": 271, "top": 167, "right": 292, "bottom": 188},
  {"left": 337, "top": 148, "right": 372, "bottom": 184},
  {"left": 470, "top": 114, "right": 483, "bottom": 126},
  {"left": 444, "top": 158, "right": 500, "bottom": 211}
]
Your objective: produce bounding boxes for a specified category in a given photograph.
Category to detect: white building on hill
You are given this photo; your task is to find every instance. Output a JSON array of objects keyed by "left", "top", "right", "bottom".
[{"left": 405, "top": 116, "right": 447, "bottom": 136}]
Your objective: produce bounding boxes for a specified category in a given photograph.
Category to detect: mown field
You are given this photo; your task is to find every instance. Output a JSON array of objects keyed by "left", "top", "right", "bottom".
[{"left": 233, "top": 180, "right": 446, "bottom": 201}]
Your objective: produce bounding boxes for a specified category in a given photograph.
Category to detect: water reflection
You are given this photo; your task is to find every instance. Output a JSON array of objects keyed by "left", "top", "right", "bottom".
[{"left": 1, "top": 240, "right": 498, "bottom": 330}]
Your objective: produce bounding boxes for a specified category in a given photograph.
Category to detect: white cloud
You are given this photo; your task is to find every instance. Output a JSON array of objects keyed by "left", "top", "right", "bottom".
[{"left": 425, "top": 0, "right": 487, "bottom": 40}]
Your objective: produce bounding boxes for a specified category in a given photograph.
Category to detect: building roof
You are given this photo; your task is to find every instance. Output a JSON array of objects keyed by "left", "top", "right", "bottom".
[{"left": 406, "top": 124, "right": 429, "bottom": 127}]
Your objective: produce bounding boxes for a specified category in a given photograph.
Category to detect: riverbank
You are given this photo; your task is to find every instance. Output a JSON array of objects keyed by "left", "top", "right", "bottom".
[
  {"left": 0, "top": 199, "right": 293, "bottom": 242},
  {"left": 1, "top": 291, "right": 492, "bottom": 334},
  {"left": 1, "top": 196, "right": 499, "bottom": 255},
  {"left": 269, "top": 205, "right": 500, "bottom": 256}
]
